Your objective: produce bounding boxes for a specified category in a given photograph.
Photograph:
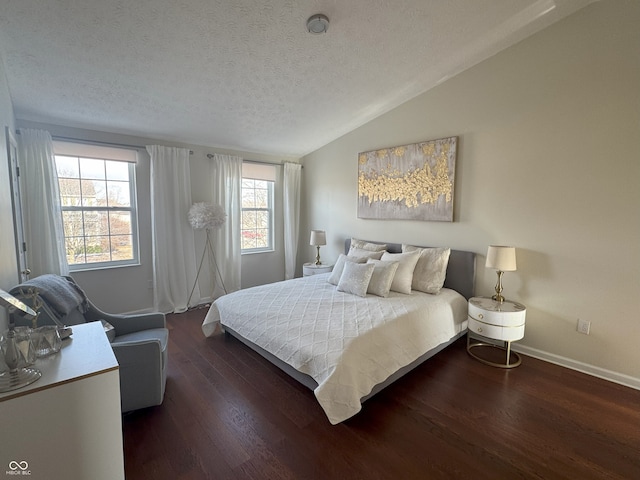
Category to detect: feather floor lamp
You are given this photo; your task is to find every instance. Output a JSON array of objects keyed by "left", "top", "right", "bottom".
[{"left": 187, "top": 202, "right": 227, "bottom": 307}]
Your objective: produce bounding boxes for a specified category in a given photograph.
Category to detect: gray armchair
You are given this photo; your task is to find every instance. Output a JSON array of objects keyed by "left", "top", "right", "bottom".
[{"left": 10, "top": 274, "right": 168, "bottom": 413}]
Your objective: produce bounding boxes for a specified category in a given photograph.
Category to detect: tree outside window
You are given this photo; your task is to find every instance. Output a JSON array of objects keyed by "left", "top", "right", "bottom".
[
  {"left": 241, "top": 178, "right": 273, "bottom": 253},
  {"left": 54, "top": 149, "right": 138, "bottom": 270}
]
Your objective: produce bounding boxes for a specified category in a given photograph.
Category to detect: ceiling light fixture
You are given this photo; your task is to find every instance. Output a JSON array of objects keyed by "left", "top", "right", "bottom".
[{"left": 307, "top": 14, "right": 329, "bottom": 34}]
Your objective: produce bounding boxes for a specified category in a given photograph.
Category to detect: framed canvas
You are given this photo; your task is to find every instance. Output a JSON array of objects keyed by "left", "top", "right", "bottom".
[{"left": 357, "top": 136, "right": 457, "bottom": 221}]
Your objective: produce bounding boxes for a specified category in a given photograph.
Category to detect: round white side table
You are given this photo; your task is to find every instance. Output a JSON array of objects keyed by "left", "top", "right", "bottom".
[
  {"left": 303, "top": 263, "right": 333, "bottom": 276},
  {"left": 466, "top": 296, "right": 526, "bottom": 368}
]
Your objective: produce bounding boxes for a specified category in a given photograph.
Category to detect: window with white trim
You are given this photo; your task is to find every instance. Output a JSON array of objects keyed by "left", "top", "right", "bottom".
[
  {"left": 53, "top": 141, "right": 139, "bottom": 270},
  {"left": 241, "top": 162, "right": 276, "bottom": 253}
]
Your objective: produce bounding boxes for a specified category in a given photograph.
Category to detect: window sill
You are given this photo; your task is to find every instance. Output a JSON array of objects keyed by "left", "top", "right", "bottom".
[
  {"left": 241, "top": 249, "right": 275, "bottom": 256},
  {"left": 69, "top": 261, "right": 141, "bottom": 273}
]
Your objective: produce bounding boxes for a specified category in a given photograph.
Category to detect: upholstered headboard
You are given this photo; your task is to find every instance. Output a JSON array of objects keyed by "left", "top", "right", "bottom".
[{"left": 344, "top": 239, "right": 476, "bottom": 300}]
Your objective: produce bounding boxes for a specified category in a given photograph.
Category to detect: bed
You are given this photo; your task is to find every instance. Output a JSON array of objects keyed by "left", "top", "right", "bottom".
[{"left": 202, "top": 239, "right": 476, "bottom": 424}]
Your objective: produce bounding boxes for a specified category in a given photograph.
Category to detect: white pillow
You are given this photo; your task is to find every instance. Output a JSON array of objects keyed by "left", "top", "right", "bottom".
[
  {"left": 380, "top": 251, "right": 420, "bottom": 294},
  {"left": 347, "top": 246, "right": 385, "bottom": 261},
  {"left": 350, "top": 238, "right": 387, "bottom": 252},
  {"left": 328, "top": 254, "right": 366, "bottom": 285},
  {"left": 402, "top": 245, "right": 451, "bottom": 294},
  {"left": 337, "top": 261, "right": 375, "bottom": 298},
  {"left": 366, "top": 259, "right": 400, "bottom": 298}
]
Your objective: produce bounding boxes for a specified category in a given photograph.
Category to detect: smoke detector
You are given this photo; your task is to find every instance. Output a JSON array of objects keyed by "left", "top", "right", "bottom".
[{"left": 307, "top": 14, "right": 329, "bottom": 34}]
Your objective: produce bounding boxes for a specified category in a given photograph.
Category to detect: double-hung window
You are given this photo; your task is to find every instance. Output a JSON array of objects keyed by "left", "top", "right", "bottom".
[
  {"left": 53, "top": 141, "right": 139, "bottom": 270},
  {"left": 241, "top": 162, "right": 276, "bottom": 253}
]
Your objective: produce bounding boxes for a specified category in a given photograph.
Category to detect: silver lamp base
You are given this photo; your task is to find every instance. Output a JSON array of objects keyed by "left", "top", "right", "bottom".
[{"left": 0, "top": 367, "right": 41, "bottom": 393}]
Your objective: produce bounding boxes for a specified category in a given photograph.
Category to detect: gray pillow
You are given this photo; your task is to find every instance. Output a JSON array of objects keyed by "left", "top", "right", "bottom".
[
  {"left": 402, "top": 245, "right": 451, "bottom": 294},
  {"left": 366, "top": 259, "right": 400, "bottom": 297},
  {"left": 328, "top": 254, "right": 366, "bottom": 285},
  {"left": 337, "top": 261, "right": 375, "bottom": 297}
]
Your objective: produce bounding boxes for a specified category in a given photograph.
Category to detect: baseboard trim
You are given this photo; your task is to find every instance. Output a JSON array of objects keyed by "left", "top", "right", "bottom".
[{"left": 512, "top": 344, "right": 640, "bottom": 391}]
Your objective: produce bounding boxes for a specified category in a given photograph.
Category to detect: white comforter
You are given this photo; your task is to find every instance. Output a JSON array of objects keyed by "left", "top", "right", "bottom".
[{"left": 202, "top": 273, "right": 468, "bottom": 424}]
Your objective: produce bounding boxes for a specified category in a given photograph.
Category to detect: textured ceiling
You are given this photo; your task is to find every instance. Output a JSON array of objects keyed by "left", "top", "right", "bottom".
[{"left": 0, "top": 0, "right": 595, "bottom": 157}]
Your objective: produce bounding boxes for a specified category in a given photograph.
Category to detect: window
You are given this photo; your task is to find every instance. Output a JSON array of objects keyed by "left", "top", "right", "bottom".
[
  {"left": 53, "top": 141, "right": 139, "bottom": 270},
  {"left": 241, "top": 163, "right": 276, "bottom": 253}
]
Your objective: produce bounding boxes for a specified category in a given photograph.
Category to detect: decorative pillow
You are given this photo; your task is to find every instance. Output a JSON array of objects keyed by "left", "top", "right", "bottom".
[
  {"left": 402, "top": 245, "right": 451, "bottom": 294},
  {"left": 380, "top": 251, "right": 420, "bottom": 294},
  {"left": 337, "top": 261, "right": 375, "bottom": 298},
  {"left": 328, "top": 254, "right": 366, "bottom": 285},
  {"left": 366, "top": 259, "right": 400, "bottom": 298},
  {"left": 347, "top": 246, "right": 385, "bottom": 261},
  {"left": 350, "top": 238, "right": 387, "bottom": 252}
]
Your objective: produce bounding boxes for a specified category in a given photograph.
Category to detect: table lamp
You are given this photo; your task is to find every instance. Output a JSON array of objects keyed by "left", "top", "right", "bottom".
[
  {"left": 486, "top": 245, "right": 517, "bottom": 303},
  {"left": 309, "top": 230, "right": 326, "bottom": 265}
]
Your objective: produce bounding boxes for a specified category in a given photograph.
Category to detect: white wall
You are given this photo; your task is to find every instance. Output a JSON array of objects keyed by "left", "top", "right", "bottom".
[
  {"left": 301, "top": 1, "right": 640, "bottom": 383},
  {"left": 15, "top": 121, "right": 294, "bottom": 312}
]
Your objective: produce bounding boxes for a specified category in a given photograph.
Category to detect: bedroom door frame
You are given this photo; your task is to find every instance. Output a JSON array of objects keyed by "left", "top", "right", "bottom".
[{"left": 6, "top": 126, "right": 30, "bottom": 282}]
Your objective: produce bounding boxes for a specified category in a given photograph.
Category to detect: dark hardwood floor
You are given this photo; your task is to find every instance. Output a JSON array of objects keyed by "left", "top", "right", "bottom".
[{"left": 122, "top": 309, "right": 640, "bottom": 479}]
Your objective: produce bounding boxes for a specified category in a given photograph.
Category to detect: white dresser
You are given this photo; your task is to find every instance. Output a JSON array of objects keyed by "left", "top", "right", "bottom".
[
  {"left": 466, "top": 296, "right": 526, "bottom": 368},
  {"left": 0, "top": 321, "right": 124, "bottom": 479}
]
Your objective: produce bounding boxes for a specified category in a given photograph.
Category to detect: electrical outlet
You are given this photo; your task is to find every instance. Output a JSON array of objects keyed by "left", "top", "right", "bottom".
[{"left": 577, "top": 318, "right": 590, "bottom": 335}]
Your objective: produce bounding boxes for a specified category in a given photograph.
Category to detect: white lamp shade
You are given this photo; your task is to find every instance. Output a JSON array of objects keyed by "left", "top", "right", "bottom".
[
  {"left": 309, "top": 230, "right": 326, "bottom": 246},
  {"left": 486, "top": 246, "right": 517, "bottom": 271}
]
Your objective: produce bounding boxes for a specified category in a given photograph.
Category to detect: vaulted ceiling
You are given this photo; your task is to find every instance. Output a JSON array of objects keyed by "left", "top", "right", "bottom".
[{"left": 0, "top": 0, "right": 595, "bottom": 157}]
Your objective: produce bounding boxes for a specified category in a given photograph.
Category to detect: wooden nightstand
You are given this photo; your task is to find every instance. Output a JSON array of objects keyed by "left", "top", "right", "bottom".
[
  {"left": 466, "top": 296, "right": 526, "bottom": 368},
  {"left": 303, "top": 263, "right": 333, "bottom": 276}
]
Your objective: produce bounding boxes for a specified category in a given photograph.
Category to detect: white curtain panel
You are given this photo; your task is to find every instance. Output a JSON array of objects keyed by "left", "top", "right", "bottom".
[
  {"left": 17, "top": 129, "right": 69, "bottom": 277},
  {"left": 147, "top": 145, "right": 199, "bottom": 313},
  {"left": 210, "top": 154, "right": 242, "bottom": 297},
  {"left": 283, "top": 162, "right": 302, "bottom": 279}
]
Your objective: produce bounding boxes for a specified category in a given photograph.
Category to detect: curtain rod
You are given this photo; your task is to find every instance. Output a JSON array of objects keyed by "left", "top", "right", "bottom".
[
  {"left": 205, "top": 154, "right": 302, "bottom": 168},
  {"left": 52, "top": 134, "right": 147, "bottom": 151},
  {"left": 52, "top": 135, "right": 194, "bottom": 155},
  {"left": 16, "top": 130, "right": 194, "bottom": 154}
]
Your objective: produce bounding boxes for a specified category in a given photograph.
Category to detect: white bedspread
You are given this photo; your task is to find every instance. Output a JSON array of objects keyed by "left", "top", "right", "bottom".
[{"left": 202, "top": 274, "right": 468, "bottom": 424}]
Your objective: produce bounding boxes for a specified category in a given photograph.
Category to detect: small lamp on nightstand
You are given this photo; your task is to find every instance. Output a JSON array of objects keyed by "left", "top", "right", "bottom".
[
  {"left": 309, "top": 230, "right": 326, "bottom": 265},
  {"left": 486, "top": 245, "right": 517, "bottom": 303}
]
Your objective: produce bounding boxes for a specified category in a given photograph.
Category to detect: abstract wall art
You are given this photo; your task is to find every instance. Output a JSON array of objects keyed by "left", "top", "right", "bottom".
[{"left": 357, "top": 136, "right": 457, "bottom": 222}]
